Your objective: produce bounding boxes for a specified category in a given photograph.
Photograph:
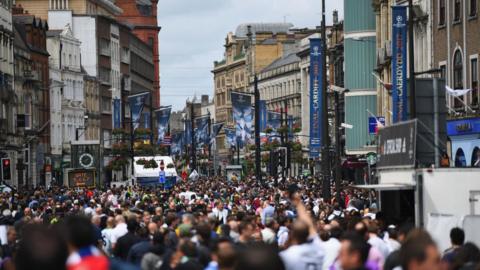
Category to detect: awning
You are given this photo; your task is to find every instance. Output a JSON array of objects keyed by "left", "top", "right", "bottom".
[{"left": 353, "top": 183, "right": 415, "bottom": 191}]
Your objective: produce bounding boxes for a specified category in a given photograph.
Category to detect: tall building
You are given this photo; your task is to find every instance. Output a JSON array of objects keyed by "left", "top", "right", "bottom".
[
  {"left": 433, "top": 0, "right": 480, "bottom": 166},
  {"left": 212, "top": 23, "right": 306, "bottom": 167},
  {"left": 343, "top": 0, "right": 377, "bottom": 155},
  {"left": 115, "top": 0, "right": 161, "bottom": 107},
  {"left": 1, "top": 0, "right": 17, "bottom": 185},
  {"left": 47, "top": 24, "right": 86, "bottom": 182},
  {"left": 13, "top": 6, "right": 51, "bottom": 186},
  {"left": 373, "top": 0, "right": 433, "bottom": 125}
]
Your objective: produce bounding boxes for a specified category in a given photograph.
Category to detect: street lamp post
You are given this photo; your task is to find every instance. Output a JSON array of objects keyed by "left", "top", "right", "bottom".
[
  {"left": 321, "top": 0, "right": 331, "bottom": 202},
  {"left": 254, "top": 75, "right": 262, "bottom": 185},
  {"left": 190, "top": 102, "right": 196, "bottom": 171}
]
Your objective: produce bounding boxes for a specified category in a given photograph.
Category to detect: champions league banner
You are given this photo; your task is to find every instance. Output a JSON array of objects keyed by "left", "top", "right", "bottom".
[
  {"left": 392, "top": 6, "right": 408, "bottom": 123},
  {"left": 195, "top": 116, "right": 209, "bottom": 147},
  {"left": 210, "top": 123, "right": 224, "bottom": 145},
  {"left": 288, "top": 115, "right": 294, "bottom": 140},
  {"left": 225, "top": 128, "right": 236, "bottom": 148},
  {"left": 259, "top": 100, "right": 268, "bottom": 132},
  {"left": 267, "top": 111, "right": 281, "bottom": 142},
  {"left": 171, "top": 133, "right": 184, "bottom": 156},
  {"left": 143, "top": 112, "right": 150, "bottom": 129},
  {"left": 309, "top": 38, "right": 323, "bottom": 158},
  {"left": 184, "top": 120, "right": 192, "bottom": 145},
  {"left": 155, "top": 107, "right": 172, "bottom": 144},
  {"left": 128, "top": 92, "right": 149, "bottom": 130},
  {"left": 231, "top": 92, "right": 253, "bottom": 147},
  {"left": 113, "top": 98, "right": 121, "bottom": 129}
]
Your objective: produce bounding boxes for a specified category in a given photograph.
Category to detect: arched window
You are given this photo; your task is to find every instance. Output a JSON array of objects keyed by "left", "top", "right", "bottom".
[
  {"left": 453, "top": 50, "right": 464, "bottom": 108},
  {"left": 472, "top": 147, "right": 480, "bottom": 167},
  {"left": 455, "top": 148, "right": 467, "bottom": 167}
]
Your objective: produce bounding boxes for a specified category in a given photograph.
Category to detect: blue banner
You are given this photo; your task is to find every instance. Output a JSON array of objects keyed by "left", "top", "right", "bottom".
[
  {"left": 184, "top": 120, "right": 192, "bottom": 145},
  {"left": 287, "top": 115, "right": 294, "bottom": 140},
  {"left": 231, "top": 92, "right": 253, "bottom": 147},
  {"left": 155, "top": 107, "right": 172, "bottom": 144},
  {"left": 309, "top": 38, "right": 323, "bottom": 158},
  {"left": 113, "top": 98, "right": 121, "bottom": 129},
  {"left": 195, "top": 116, "right": 209, "bottom": 147},
  {"left": 171, "top": 133, "right": 184, "bottom": 156},
  {"left": 369, "top": 116, "right": 386, "bottom": 134},
  {"left": 267, "top": 111, "right": 281, "bottom": 142},
  {"left": 143, "top": 112, "right": 150, "bottom": 129},
  {"left": 392, "top": 6, "right": 408, "bottom": 122},
  {"left": 259, "top": 100, "right": 268, "bottom": 132},
  {"left": 225, "top": 128, "right": 236, "bottom": 148},
  {"left": 210, "top": 123, "right": 224, "bottom": 145},
  {"left": 128, "top": 92, "right": 149, "bottom": 130}
]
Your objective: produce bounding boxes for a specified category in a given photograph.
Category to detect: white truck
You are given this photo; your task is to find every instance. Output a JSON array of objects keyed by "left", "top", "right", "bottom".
[
  {"left": 133, "top": 156, "right": 178, "bottom": 187},
  {"left": 360, "top": 168, "right": 480, "bottom": 252}
]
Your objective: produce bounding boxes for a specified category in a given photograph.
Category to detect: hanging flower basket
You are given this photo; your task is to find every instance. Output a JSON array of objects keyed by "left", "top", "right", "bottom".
[
  {"left": 136, "top": 158, "right": 147, "bottom": 165},
  {"left": 134, "top": 128, "right": 151, "bottom": 137},
  {"left": 143, "top": 159, "right": 158, "bottom": 169},
  {"left": 167, "top": 163, "right": 175, "bottom": 169}
]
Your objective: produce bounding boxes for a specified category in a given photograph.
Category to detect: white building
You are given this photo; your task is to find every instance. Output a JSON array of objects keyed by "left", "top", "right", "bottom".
[{"left": 47, "top": 25, "right": 85, "bottom": 166}]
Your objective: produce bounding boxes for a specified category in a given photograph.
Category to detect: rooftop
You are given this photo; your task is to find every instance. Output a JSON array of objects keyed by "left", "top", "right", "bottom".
[
  {"left": 262, "top": 52, "right": 300, "bottom": 73},
  {"left": 235, "top": 23, "right": 294, "bottom": 38}
]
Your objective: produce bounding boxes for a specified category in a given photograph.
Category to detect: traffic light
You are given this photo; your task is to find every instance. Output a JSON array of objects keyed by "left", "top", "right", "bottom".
[
  {"left": 277, "top": 147, "right": 287, "bottom": 168},
  {"left": 1, "top": 158, "right": 11, "bottom": 181}
]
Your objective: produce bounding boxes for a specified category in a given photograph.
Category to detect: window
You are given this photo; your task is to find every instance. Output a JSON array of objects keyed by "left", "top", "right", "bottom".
[
  {"left": 472, "top": 58, "right": 478, "bottom": 105},
  {"left": 454, "top": 0, "right": 462, "bottom": 22},
  {"left": 471, "top": 0, "right": 478, "bottom": 17},
  {"left": 454, "top": 50, "right": 464, "bottom": 107},
  {"left": 101, "top": 97, "right": 111, "bottom": 113},
  {"left": 24, "top": 96, "right": 31, "bottom": 129}
]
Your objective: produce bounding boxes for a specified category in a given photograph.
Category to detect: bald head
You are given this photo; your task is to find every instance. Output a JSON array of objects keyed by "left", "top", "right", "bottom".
[
  {"left": 115, "top": 215, "right": 125, "bottom": 224},
  {"left": 291, "top": 220, "right": 310, "bottom": 245}
]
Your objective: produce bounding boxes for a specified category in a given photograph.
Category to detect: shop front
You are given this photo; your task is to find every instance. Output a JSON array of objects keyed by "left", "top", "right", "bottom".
[{"left": 447, "top": 117, "right": 480, "bottom": 167}]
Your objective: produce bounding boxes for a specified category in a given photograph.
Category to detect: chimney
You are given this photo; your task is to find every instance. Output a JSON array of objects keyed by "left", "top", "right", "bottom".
[
  {"left": 201, "top": 95, "right": 209, "bottom": 106},
  {"left": 333, "top": 10, "right": 339, "bottom": 25}
]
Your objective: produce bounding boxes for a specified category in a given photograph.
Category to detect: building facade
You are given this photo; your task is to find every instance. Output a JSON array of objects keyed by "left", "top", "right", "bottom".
[
  {"left": 344, "top": 0, "right": 377, "bottom": 155},
  {"left": 0, "top": 0, "right": 16, "bottom": 184},
  {"left": 13, "top": 6, "right": 51, "bottom": 186},
  {"left": 374, "top": 0, "right": 433, "bottom": 125},
  {"left": 115, "top": 0, "right": 161, "bottom": 107},
  {"left": 432, "top": 0, "right": 480, "bottom": 166},
  {"left": 47, "top": 24, "right": 85, "bottom": 181},
  {"left": 212, "top": 23, "right": 305, "bottom": 166}
]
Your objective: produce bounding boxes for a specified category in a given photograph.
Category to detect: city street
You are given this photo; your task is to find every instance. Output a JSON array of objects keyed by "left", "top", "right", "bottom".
[{"left": 0, "top": 0, "right": 480, "bottom": 270}]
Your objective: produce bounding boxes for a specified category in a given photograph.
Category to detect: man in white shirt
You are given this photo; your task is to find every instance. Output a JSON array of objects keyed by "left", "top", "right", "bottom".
[
  {"left": 280, "top": 192, "right": 325, "bottom": 270},
  {"left": 110, "top": 215, "right": 128, "bottom": 250},
  {"left": 212, "top": 201, "right": 228, "bottom": 224},
  {"left": 322, "top": 224, "right": 342, "bottom": 270}
]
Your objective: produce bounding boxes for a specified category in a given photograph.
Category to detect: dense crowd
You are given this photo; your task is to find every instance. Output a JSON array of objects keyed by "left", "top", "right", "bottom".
[{"left": 0, "top": 176, "right": 478, "bottom": 270}]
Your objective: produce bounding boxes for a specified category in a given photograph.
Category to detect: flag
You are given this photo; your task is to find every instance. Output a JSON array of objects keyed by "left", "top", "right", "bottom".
[
  {"left": 128, "top": 92, "right": 149, "bottom": 130},
  {"left": 231, "top": 92, "right": 253, "bottom": 147},
  {"left": 195, "top": 116, "right": 209, "bottom": 147},
  {"left": 392, "top": 6, "right": 408, "bottom": 122},
  {"left": 267, "top": 111, "right": 281, "bottom": 142},
  {"left": 225, "top": 128, "right": 236, "bottom": 148},
  {"left": 210, "top": 123, "right": 224, "bottom": 145},
  {"left": 309, "top": 38, "right": 323, "bottom": 158},
  {"left": 113, "top": 98, "right": 121, "bottom": 129},
  {"left": 155, "top": 107, "right": 172, "bottom": 144},
  {"left": 258, "top": 100, "right": 267, "bottom": 132}
]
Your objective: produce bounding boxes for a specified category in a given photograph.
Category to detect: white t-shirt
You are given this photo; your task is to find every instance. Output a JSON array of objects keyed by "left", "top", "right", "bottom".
[
  {"left": 110, "top": 223, "right": 128, "bottom": 245},
  {"left": 101, "top": 228, "right": 114, "bottom": 256},
  {"left": 280, "top": 236, "right": 325, "bottom": 270},
  {"left": 322, "top": 237, "right": 341, "bottom": 270}
]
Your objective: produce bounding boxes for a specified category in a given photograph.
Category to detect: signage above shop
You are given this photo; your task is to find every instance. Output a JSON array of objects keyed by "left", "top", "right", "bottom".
[
  {"left": 447, "top": 118, "right": 480, "bottom": 136},
  {"left": 377, "top": 120, "right": 417, "bottom": 169}
]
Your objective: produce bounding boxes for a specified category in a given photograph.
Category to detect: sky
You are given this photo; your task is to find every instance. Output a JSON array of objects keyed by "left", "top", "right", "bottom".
[{"left": 157, "top": 0, "right": 344, "bottom": 111}]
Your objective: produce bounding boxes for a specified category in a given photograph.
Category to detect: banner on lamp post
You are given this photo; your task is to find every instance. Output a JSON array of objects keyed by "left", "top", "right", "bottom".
[
  {"left": 309, "top": 38, "right": 323, "bottom": 158},
  {"left": 195, "top": 116, "right": 209, "bottom": 147},
  {"left": 210, "top": 123, "right": 224, "bottom": 145},
  {"left": 231, "top": 92, "right": 253, "bottom": 147},
  {"left": 225, "top": 128, "right": 236, "bottom": 149},
  {"left": 113, "top": 98, "right": 121, "bottom": 129},
  {"left": 128, "top": 92, "right": 149, "bottom": 130},
  {"left": 258, "top": 100, "right": 267, "bottom": 132},
  {"left": 155, "top": 107, "right": 172, "bottom": 144},
  {"left": 392, "top": 6, "right": 408, "bottom": 123}
]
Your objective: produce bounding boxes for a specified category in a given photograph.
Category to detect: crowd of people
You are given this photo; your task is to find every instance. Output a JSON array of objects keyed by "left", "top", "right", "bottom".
[{"left": 0, "top": 175, "right": 478, "bottom": 270}]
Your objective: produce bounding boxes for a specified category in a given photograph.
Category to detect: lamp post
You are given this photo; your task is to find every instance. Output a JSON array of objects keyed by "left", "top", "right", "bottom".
[{"left": 321, "top": 0, "right": 331, "bottom": 202}]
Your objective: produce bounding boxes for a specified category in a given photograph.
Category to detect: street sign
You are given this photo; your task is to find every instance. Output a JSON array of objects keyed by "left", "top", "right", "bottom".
[
  {"left": 369, "top": 116, "right": 385, "bottom": 134},
  {"left": 377, "top": 120, "right": 417, "bottom": 169}
]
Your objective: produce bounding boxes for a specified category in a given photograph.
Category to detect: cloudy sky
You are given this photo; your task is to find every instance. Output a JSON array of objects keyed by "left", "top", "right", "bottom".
[{"left": 157, "top": 0, "right": 344, "bottom": 110}]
